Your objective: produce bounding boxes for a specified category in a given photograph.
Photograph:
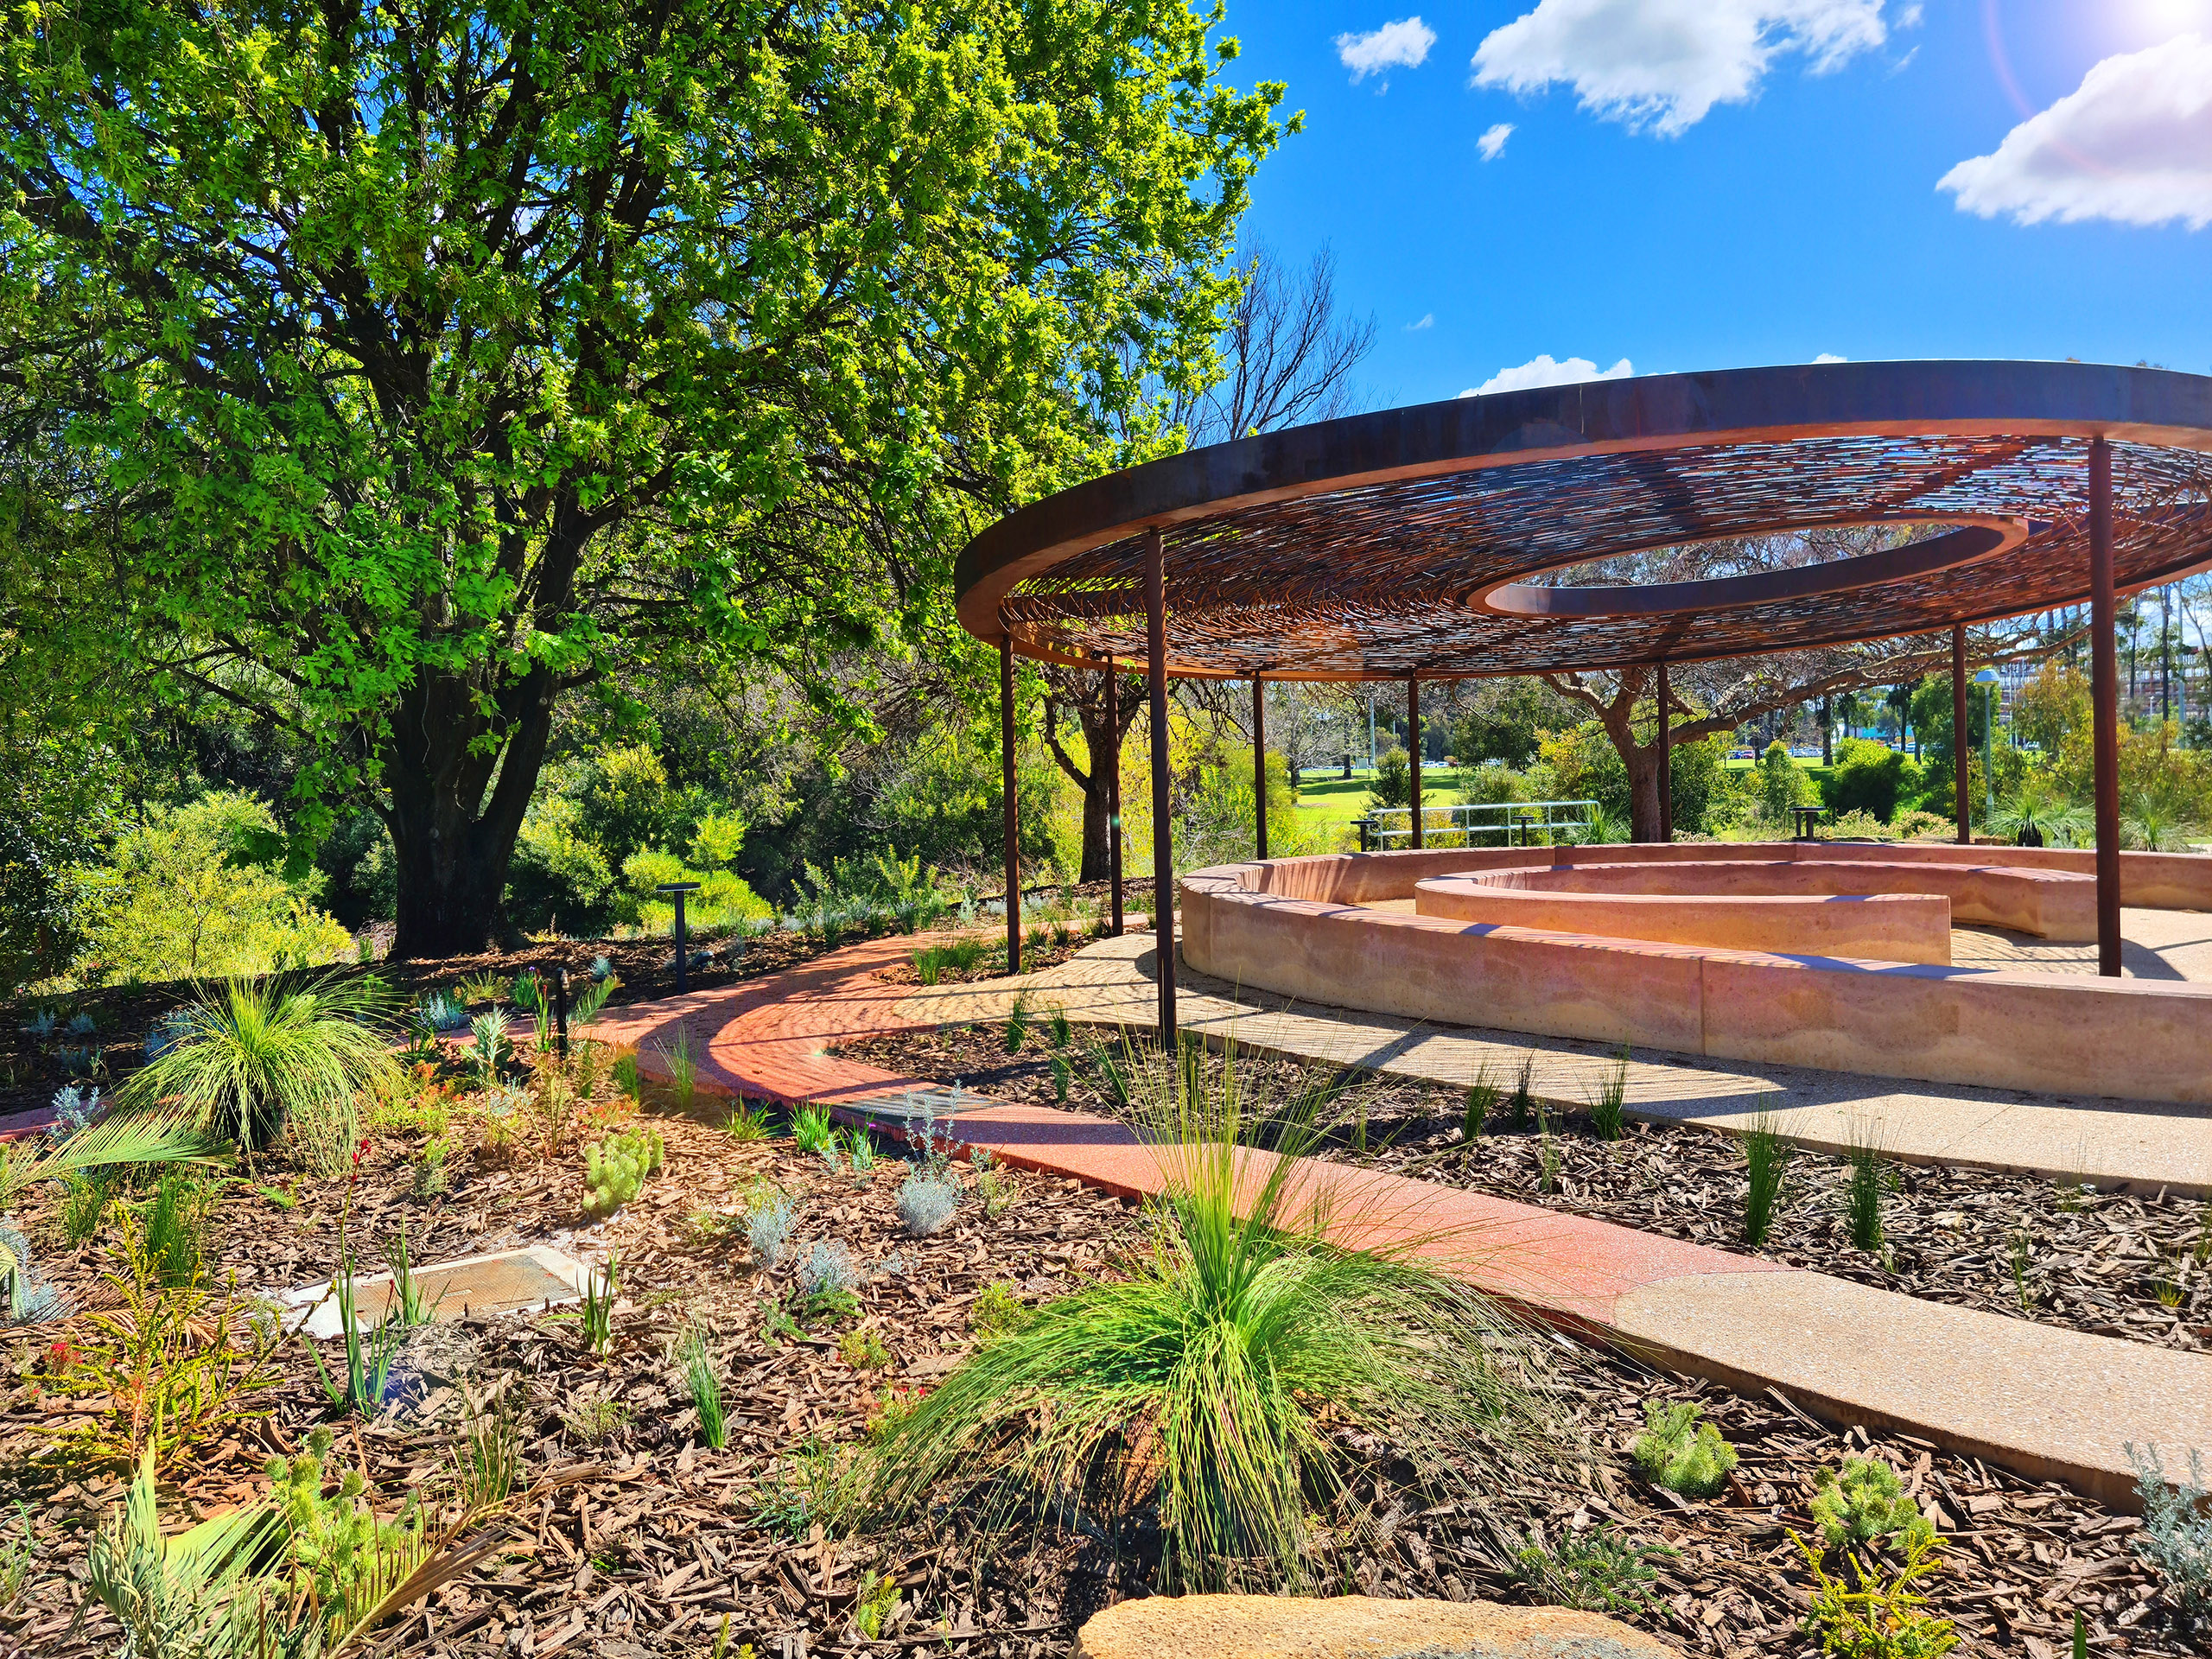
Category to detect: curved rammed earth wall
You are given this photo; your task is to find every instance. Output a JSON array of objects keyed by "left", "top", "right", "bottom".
[{"left": 1179, "top": 843, "right": 2212, "bottom": 1106}]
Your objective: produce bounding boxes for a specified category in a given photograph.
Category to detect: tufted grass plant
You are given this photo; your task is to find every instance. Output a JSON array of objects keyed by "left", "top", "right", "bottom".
[
  {"left": 116, "top": 974, "right": 397, "bottom": 1171},
  {"left": 862, "top": 1035, "right": 1573, "bottom": 1592},
  {"left": 1742, "top": 1108, "right": 1792, "bottom": 1248}
]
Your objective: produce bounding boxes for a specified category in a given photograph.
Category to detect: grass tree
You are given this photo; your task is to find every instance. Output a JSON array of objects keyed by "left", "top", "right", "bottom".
[
  {"left": 118, "top": 975, "right": 397, "bottom": 1172},
  {"left": 862, "top": 1039, "right": 1575, "bottom": 1590}
]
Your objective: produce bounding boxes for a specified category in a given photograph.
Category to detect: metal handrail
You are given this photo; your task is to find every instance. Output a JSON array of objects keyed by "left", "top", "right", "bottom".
[{"left": 1356, "top": 798, "right": 1602, "bottom": 851}]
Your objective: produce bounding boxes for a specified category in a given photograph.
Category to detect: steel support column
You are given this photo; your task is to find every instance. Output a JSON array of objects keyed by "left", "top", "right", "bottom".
[
  {"left": 2090, "top": 438, "right": 2122, "bottom": 976},
  {"left": 1252, "top": 675, "right": 1268, "bottom": 861},
  {"left": 1408, "top": 675, "right": 1422, "bottom": 850},
  {"left": 1000, "top": 629, "right": 1020, "bottom": 974},
  {"left": 1952, "top": 624, "right": 1970, "bottom": 845},
  {"left": 1103, "top": 657, "right": 1123, "bottom": 937},
  {"left": 1145, "top": 529, "right": 1177, "bottom": 1042},
  {"left": 1656, "top": 661, "right": 1673, "bottom": 843}
]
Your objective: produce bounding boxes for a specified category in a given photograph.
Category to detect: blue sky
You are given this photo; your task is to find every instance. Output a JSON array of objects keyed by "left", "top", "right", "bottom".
[{"left": 1218, "top": 2, "right": 2212, "bottom": 408}]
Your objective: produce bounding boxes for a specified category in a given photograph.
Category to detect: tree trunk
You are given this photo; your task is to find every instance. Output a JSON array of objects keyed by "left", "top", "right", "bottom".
[
  {"left": 1624, "top": 740, "right": 1665, "bottom": 842},
  {"left": 1043, "top": 669, "right": 1142, "bottom": 885},
  {"left": 385, "top": 661, "right": 558, "bottom": 958}
]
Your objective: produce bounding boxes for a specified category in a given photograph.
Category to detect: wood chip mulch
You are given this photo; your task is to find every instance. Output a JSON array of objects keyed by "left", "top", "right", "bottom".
[{"left": 837, "top": 1025, "right": 2212, "bottom": 1356}]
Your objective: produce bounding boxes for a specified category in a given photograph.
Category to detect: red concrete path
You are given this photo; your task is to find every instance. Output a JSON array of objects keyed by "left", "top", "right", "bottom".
[{"left": 597, "top": 935, "right": 1784, "bottom": 1327}]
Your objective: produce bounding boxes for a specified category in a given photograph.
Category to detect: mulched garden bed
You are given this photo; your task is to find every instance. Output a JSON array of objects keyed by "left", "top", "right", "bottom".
[
  {"left": 2, "top": 1014, "right": 2202, "bottom": 1657},
  {"left": 0, "top": 904, "right": 1115, "bottom": 1128},
  {"left": 837, "top": 1024, "right": 2212, "bottom": 1357}
]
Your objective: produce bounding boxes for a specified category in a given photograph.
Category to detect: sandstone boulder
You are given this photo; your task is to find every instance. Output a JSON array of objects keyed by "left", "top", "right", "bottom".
[{"left": 1073, "top": 1593, "right": 1680, "bottom": 1659}]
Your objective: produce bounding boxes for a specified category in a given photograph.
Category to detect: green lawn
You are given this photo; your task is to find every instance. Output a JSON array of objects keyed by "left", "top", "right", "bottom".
[{"left": 1293, "top": 766, "right": 1484, "bottom": 827}]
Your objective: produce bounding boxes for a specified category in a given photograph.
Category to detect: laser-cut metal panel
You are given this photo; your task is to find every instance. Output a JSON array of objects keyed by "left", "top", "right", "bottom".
[{"left": 956, "top": 362, "right": 2212, "bottom": 679}]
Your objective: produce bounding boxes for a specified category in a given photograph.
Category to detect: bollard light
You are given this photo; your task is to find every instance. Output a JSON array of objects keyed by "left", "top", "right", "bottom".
[{"left": 655, "top": 880, "right": 702, "bottom": 992}]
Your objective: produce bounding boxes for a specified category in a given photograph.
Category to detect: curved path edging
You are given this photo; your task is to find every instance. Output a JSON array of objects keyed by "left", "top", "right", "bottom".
[{"left": 598, "top": 934, "right": 2212, "bottom": 1512}]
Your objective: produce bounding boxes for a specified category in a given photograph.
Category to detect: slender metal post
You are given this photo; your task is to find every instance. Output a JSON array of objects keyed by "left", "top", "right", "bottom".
[
  {"left": 1252, "top": 674, "right": 1268, "bottom": 861},
  {"left": 1656, "top": 661, "right": 1672, "bottom": 843},
  {"left": 1103, "top": 657, "right": 1123, "bottom": 936},
  {"left": 673, "top": 891, "right": 689, "bottom": 993},
  {"left": 1145, "top": 528, "right": 1176, "bottom": 1043},
  {"left": 2090, "top": 438, "right": 2122, "bottom": 976},
  {"left": 1951, "top": 624, "right": 1970, "bottom": 844},
  {"left": 1407, "top": 675, "right": 1422, "bottom": 850},
  {"left": 1001, "top": 630, "right": 1020, "bottom": 974},
  {"left": 554, "top": 965, "right": 569, "bottom": 1062}
]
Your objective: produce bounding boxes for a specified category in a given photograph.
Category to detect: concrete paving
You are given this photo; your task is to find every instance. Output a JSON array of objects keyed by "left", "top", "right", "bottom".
[
  {"left": 607, "top": 933, "right": 2212, "bottom": 1511},
  {"left": 902, "top": 931, "right": 2212, "bottom": 1196}
]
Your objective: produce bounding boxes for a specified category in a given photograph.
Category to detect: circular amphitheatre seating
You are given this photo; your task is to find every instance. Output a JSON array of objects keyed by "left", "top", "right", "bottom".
[{"left": 1177, "top": 842, "right": 2212, "bottom": 1108}]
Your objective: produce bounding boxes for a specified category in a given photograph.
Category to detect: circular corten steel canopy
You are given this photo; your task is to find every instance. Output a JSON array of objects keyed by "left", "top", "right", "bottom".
[{"left": 954, "top": 359, "right": 2212, "bottom": 680}]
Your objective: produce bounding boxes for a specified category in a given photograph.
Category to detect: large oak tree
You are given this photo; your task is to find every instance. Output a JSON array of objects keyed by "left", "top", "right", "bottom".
[{"left": 0, "top": 0, "right": 1284, "bottom": 954}]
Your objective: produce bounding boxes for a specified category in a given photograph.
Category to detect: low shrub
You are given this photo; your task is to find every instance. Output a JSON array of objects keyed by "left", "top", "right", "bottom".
[
  {"left": 747, "top": 1190, "right": 795, "bottom": 1268},
  {"left": 1631, "top": 1401, "right": 1738, "bottom": 1498},
  {"left": 896, "top": 1167, "right": 960, "bottom": 1237},
  {"left": 839, "top": 1329, "right": 890, "bottom": 1370},
  {"left": 1514, "top": 1523, "right": 1674, "bottom": 1616},
  {"left": 798, "top": 1241, "right": 857, "bottom": 1300}
]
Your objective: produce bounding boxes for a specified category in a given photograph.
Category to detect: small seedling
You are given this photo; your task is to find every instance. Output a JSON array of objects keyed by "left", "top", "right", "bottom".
[
  {"left": 972, "top": 1148, "right": 1014, "bottom": 1217},
  {"left": 574, "top": 1255, "right": 619, "bottom": 1357},
  {"left": 1003, "top": 992, "right": 1031, "bottom": 1053},
  {"left": 681, "top": 1326, "right": 727, "bottom": 1449},
  {"left": 1508, "top": 1055, "right": 1535, "bottom": 1132},
  {"left": 562, "top": 1397, "right": 632, "bottom": 1443},
  {"left": 1793, "top": 1529, "right": 1957, "bottom": 1657},
  {"left": 1810, "top": 1456, "right": 1932, "bottom": 1554},
  {"left": 969, "top": 1281, "right": 1027, "bottom": 1343},
  {"left": 1093, "top": 1042, "right": 1132, "bottom": 1109},
  {"left": 791, "top": 1104, "right": 836, "bottom": 1155},
  {"left": 2010, "top": 1230, "right": 2036, "bottom": 1313},
  {"left": 1845, "top": 1132, "right": 1888, "bottom": 1253},
  {"left": 1048, "top": 1004, "right": 1072, "bottom": 1048},
  {"left": 1462, "top": 1069, "right": 1497, "bottom": 1145},
  {"left": 1536, "top": 1104, "right": 1560, "bottom": 1194},
  {"left": 847, "top": 1128, "right": 878, "bottom": 1175},
  {"left": 1049, "top": 1052, "right": 1071, "bottom": 1103},
  {"left": 582, "top": 1124, "right": 664, "bottom": 1219},
  {"left": 1587, "top": 1046, "right": 1629, "bottom": 1141},
  {"left": 854, "top": 1567, "right": 901, "bottom": 1638},
  {"left": 1514, "top": 1524, "right": 1674, "bottom": 1616},
  {"left": 383, "top": 1217, "right": 443, "bottom": 1327},
  {"left": 1743, "top": 1109, "right": 1792, "bottom": 1248},
  {"left": 722, "top": 1101, "right": 772, "bottom": 1141},
  {"left": 1631, "top": 1401, "right": 1738, "bottom": 1498},
  {"left": 839, "top": 1329, "right": 890, "bottom": 1370}
]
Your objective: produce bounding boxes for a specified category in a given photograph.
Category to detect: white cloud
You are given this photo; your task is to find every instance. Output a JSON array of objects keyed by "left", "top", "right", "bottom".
[
  {"left": 1406, "top": 313, "right": 1435, "bottom": 331},
  {"left": 1478, "top": 121, "right": 1516, "bottom": 161},
  {"left": 1459, "top": 353, "right": 1636, "bottom": 397},
  {"left": 1336, "top": 16, "right": 1438, "bottom": 83},
  {"left": 1814, "top": 352, "right": 1848, "bottom": 363},
  {"left": 1937, "top": 34, "right": 2212, "bottom": 231},
  {"left": 1471, "top": 0, "right": 1891, "bottom": 137}
]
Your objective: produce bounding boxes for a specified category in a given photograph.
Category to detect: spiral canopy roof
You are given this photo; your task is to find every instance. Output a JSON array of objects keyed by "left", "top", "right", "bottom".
[{"left": 954, "top": 360, "right": 2212, "bottom": 680}]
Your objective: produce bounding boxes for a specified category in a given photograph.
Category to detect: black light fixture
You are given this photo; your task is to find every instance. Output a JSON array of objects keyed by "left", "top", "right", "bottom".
[{"left": 655, "top": 880, "right": 702, "bottom": 991}]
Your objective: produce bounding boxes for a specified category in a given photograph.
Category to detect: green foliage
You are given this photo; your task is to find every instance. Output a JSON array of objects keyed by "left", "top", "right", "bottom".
[
  {"left": 82, "top": 793, "right": 353, "bottom": 984},
  {"left": 583, "top": 1127, "right": 665, "bottom": 1219},
  {"left": 1003, "top": 992, "right": 1031, "bottom": 1052},
  {"left": 1824, "top": 739, "right": 1914, "bottom": 824},
  {"left": 0, "top": 1501, "right": 30, "bottom": 1609},
  {"left": 1811, "top": 1457, "right": 1935, "bottom": 1554},
  {"left": 1366, "top": 746, "right": 1412, "bottom": 810},
  {"left": 1847, "top": 1135, "right": 1889, "bottom": 1254},
  {"left": 0, "top": 1104, "right": 227, "bottom": 1215},
  {"left": 1759, "top": 740, "right": 1821, "bottom": 824},
  {"left": 1048, "top": 1004, "right": 1073, "bottom": 1049},
  {"left": 1452, "top": 678, "right": 1583, "bottom": 771},
  {"left": 682, "top": 1326, "right": 728, "bottom": 1450},
  {"left": 267, "top": 1427, "right": 424, "bottom": 1619},
  {"left": 563, "top": 1398, "right": 632, "bottom": 1445},
  {"left": 1507, "top": 1056, "right": 1536, "bottom": 1135},
  {"left": 48, "top": 1211, "right": 281, "bottom": 1470},
  {"left": 0, "top": 729, "right": 120, "bottom": 992},
  {"left": 4, "top": 0, "right": 1287, "bottom": 944},
  {"left": 854, "top": 1568, "right": 902, "bottom": 1639},
  {"left": 2126, "top": 1443, "right": 2212, "bottom": 1619},
  {"left": 862, "top": 1039, "right": 1570, "bottom": 1591},
  {"left": 140, "top": 1172, "right": 211, "bottom": 1289},
  {"left": 1631, "top": 1401, "right": 1738, "bottom": 1498},
  {"left": 1463, "top": 1071, "right": 1497, "bottom": 1144},
  {"left": 791, "top": 1105, "right": 837, "bottom": 1156},
  {"left": 1514, "top": 1524, "right": 1675, "bottom": 1616},
  {"left": 117, "top": 974, "right": 396, "bottom": 1167},
  {"left": 969, "top": 1282, "right": 1029, "bottom": 1344},
  {"left": 1993, "top": 770, "right": 2091, "bottom": 849},
  {"left": 1794, "top": 1529, "right": 1958, "bottom": 1658},
  {"left": 1744, "top": 1110, "right": 1793, "bottom": 1248},
  {"left": 1587, "top": 1049, "right": 1629, "bottom": 1141},
  {"left": 840, "top": 1328, "right": 891, "bottom": 1370}
]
